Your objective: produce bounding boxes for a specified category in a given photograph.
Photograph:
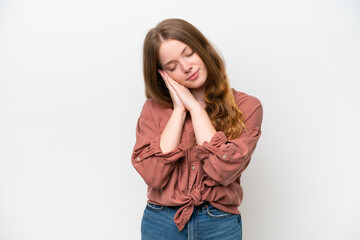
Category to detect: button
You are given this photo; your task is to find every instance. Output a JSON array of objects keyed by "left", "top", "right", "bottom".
[
  {"left": 222, "top": 155, "right": 227, "bottom": 159},
  {"left": 191, "top": 166, "right": 195, "bottom": 171}
]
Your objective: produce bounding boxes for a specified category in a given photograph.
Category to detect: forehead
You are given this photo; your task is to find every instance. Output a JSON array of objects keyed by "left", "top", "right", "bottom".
[{"left": 158, "top": 39, "right": 189, "bottom": 65}]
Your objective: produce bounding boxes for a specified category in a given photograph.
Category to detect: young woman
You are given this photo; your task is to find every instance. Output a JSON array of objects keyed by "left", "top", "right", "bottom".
[{"left": 131, "top": 18, "right": 263, "bottom": 240}]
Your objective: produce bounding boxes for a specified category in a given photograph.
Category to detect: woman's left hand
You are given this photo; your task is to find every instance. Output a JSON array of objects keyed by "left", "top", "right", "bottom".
[{"left": 162, "top": 71, "right": 202, "bottom": 112}]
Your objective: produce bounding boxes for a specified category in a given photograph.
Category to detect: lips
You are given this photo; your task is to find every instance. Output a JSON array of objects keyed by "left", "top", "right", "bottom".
[{"left": 187, "top": 69, "right": 200, "bottom": 81}]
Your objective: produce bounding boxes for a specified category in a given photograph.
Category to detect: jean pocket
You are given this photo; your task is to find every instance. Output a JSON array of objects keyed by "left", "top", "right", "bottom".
[
  {"left": 146, "top": 203, "right": 164, "bottom": 212},
  {"left": 204, "top": 204, "right": 233, "bottom": 219}
]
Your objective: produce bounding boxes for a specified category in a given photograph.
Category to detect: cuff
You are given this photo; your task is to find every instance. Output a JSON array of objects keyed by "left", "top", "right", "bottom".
[
  {"left": 140, "top": 135, "right": 184, "bottom": 164},
  {"left": 196, "top": 131, "right": 228, "bottom": 160}
]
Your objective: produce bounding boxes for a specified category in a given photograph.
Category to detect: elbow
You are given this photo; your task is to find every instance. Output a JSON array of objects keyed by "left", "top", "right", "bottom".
[
  {"left": 203, "top": 158, "right": 249, "bottom": 186},
  {"left": 202, "top": 166, "right": 236, "bottom": 186},
  {"left": 132, "top": 166, "right": 166, "bottom": 190},
  {"left": 144, "top": 178, "right": 167, "bottom": 189},
  {"left": 211, "top": 173, "right": 236, "bottom": 186},
  {"left": 132, "top": 162, "right": 168, "bottom": 189}
]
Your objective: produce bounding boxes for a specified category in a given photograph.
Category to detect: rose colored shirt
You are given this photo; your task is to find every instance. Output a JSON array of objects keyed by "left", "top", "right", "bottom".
[{"left": 131, "top": 88, "right": 263, "bottom": 231}]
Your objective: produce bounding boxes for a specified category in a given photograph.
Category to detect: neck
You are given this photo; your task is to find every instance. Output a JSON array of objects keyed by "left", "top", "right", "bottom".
[{"left": 190, "top": 86, "right": 206, "bottom": 107}]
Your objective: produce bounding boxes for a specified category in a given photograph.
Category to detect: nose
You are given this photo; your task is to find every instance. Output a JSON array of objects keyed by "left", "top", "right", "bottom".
[{"left": 181, "top": 60, "right": 192, "bottom": 73}]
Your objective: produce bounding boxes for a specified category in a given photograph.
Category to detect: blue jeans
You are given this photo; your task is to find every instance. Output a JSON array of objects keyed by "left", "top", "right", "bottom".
[{"left": 141, "top": 202, "right": 242, "bottom": 240}]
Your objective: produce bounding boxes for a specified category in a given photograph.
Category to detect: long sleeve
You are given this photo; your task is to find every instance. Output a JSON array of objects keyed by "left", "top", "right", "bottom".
[
  {"left": 198, "top": 97, "right": 263, "bottom": 186},
  {"left": 131, "top": 101, "right": 185, "bottom": 189}
]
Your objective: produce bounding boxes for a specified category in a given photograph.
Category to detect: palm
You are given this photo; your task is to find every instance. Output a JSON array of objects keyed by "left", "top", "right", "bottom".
[
  {"left": 158, "top": 70, "right": 201, "bottom": 112},
  {"left": 158, "top": 70, "right": 186, "bottom": 112}
]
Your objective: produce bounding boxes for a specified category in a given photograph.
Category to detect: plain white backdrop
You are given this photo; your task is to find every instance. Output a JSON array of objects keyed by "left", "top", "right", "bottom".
[{"left": 1, "top": 0, "right": 359, "bottom": 239}]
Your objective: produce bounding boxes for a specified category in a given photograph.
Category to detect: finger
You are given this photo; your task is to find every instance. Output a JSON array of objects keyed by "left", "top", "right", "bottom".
[
  {"left": 167, "top": 77, "right": 186, "bottom": 94},
  {"left": 158, "top": 69, "right": 168, "bottom": 80},
  {"left": 161, "top": 70, "right": 179, "bottom": 91},
  {"left": 157, "top": 69, "right": 166, "bottom": 80},
  {"left": 160, "top": 71, "right": 180, "bottom": 99},
  {"left": 163, "top": 74, "right": 182, "bottom": 88},
  {"left": 159, "top": 71, "right": 188, "bottom": 99},
  {"left": 158, "top": 70, "right": 171, "bottom": 88},
  {"left": 161, "top": 70, "right": 172, "bottom": 82}
]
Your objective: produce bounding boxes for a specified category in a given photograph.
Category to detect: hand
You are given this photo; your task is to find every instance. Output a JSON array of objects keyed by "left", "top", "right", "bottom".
[
  {"left": 158, "top": 69, "right": 186, "bottom": 113},
  {"left": 159, "top": 70, "right": 201, "bottom": 113}
]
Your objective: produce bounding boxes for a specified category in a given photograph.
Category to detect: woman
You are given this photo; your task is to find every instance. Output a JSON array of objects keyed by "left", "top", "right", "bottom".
[{"left": 131, "top": 18, "right": 263, "bottom": 239}]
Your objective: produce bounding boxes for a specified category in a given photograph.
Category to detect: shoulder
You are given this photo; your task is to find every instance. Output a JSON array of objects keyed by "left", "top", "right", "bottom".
[
  {"left": 231, "top": 88, "right": 263, "bottom": 124},
  {"left": 231, "top": 88, "right": 262, "bottom": 112},
  {"left": 140, "top": 98, "right": 173, "bottom": 119}
]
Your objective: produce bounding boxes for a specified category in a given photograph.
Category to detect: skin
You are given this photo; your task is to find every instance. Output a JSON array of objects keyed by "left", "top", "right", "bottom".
[{"left": 157, "top": 39, "right": 217, "bottom": 153}]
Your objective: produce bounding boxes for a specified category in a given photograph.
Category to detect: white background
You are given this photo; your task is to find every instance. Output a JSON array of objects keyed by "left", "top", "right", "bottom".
[{"left": 1, "top": 0, "right": 359, "bottom": 239}]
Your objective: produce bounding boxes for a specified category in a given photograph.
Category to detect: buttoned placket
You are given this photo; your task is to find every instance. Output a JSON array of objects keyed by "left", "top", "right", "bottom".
[
  {"left": 186, "top": 116, "right": 199, "bottom": 194},
  {"left": 188, "top": 156, "right": 198, "bottom": 193}
]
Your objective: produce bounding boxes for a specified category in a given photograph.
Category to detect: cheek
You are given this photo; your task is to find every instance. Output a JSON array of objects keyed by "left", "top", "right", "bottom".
[{"left": 193, "top": 54, "right": 204, "bottom": 66}]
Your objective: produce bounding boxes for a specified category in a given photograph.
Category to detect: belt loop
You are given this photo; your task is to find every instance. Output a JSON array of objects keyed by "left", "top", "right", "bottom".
[{"left": 204, "top": 202, "right": 208, "bottom": 210}]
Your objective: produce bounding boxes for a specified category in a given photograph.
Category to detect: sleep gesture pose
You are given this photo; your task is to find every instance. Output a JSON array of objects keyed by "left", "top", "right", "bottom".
[{"left": 132, "top": 18, "right": 263, "bottom": 240}]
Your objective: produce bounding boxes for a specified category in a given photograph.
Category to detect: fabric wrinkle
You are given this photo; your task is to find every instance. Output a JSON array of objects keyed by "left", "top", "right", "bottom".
[{"left": 132, "top": 88, "right": 263, "bottom": 231}]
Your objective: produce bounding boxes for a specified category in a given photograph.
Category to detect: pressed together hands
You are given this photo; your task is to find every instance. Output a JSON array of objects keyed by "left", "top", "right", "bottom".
[
  {"left": 158, "top": 69, "right": 204, "bottom": 114},
  {"left": 157, "top": 69, "right": 216, "bottom": 153}
]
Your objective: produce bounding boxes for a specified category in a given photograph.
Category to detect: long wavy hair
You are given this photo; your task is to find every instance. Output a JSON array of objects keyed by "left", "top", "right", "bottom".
[{"left": 143, "top": 18, "right": 246, "bottom": 139}]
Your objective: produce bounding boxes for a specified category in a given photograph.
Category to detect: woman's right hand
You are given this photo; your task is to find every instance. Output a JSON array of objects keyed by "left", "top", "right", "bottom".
[{"left": 158, "top": 69, "right": 186, "bottom": 113}]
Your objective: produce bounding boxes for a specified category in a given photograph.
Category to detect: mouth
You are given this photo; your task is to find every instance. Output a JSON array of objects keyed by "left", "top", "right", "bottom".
[{"left": 187, "top": 69, "right": 200, "bottom": 81}]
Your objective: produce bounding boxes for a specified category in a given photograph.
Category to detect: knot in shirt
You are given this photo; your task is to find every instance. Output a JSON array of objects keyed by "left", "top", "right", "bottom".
[{"left": 189, "top": 188, "right": 202, "bottom": 206}]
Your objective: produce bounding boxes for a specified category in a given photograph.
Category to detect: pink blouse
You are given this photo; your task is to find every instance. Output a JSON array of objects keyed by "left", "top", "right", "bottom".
[{"left": 131, "top": 88, "right": 263, "bottom": 231}]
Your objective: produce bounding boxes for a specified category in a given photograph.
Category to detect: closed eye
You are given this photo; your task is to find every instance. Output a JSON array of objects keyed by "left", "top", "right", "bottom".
[
  {"left": 169, "top": 65, "right": 177, "bottom": 71},
  {"left": 187, "top": 51, "right": 194, "bottom": 57}
]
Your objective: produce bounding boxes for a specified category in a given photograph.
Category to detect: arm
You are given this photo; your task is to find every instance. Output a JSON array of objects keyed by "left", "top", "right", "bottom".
[
  {"left": 158, "top": 70, "right": 216, "bottom": 145},
  {"left": 189, "top": 103, "right": 217, "bottom": 145},
  {"left": 198, "top": 98, "right": 263, "bottom": 186},
  {"left": 131, "top": 101, "right": 185, "bottom": 189},
  {"left": 160, "top": 109, "right": 186, "bottom": 153},
  {"left": 158, "top": 69, "right": 187, "bottom": 153}
]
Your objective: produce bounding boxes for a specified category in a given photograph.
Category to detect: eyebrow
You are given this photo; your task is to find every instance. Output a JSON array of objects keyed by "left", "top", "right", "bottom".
[{"left": 163, "top": 46, "right": 189, "bottom": 68}]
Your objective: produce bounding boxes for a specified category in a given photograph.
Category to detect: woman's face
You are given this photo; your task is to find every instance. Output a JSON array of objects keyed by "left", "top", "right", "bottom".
[{"left": 158, "top": 39, "right": 207, "bottom": 90}]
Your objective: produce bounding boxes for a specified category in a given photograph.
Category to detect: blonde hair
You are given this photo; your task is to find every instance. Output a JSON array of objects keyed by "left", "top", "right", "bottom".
[{"left": 143, "top": 18, "right": 246, "bottom": 139}]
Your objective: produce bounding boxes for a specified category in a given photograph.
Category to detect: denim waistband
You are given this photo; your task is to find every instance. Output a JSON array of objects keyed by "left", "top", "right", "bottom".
[
  {"left": 163, "top": 202, "right": 209, "bottom": 211},
  {"left": 194, "top": 202, "right": 209, "bottom": 210}
]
